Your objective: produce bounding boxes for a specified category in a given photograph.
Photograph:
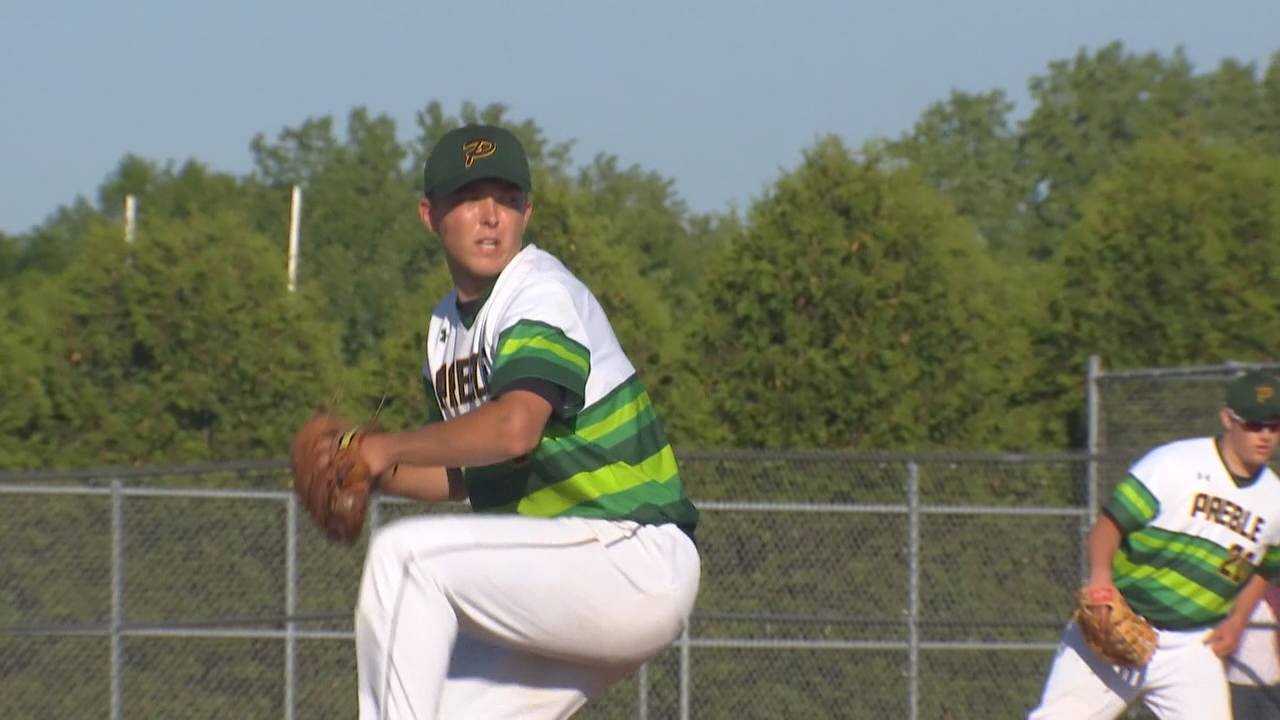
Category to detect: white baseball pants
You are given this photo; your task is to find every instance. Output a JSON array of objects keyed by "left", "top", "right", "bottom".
[
  {"left": 354, "top": 513, "right": 701, "bottom": 720},
  {"left": 1027, "top": 620, "right": 1231, "bottom": 720}
]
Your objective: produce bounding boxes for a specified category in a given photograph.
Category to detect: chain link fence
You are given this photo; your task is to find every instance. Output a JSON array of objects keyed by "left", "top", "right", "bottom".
[
  {"left": 1087, "top": 357, "right": 1280, "bottom": 720},
  {"left": 5, "top": 360, "right": 1272, "bottom": 719},
  {"left": 8, "top": 357, "right": 1273, "bottom": 720},
  {"left": 1, "top": 451, "right": 1099, "bottom": 719}
]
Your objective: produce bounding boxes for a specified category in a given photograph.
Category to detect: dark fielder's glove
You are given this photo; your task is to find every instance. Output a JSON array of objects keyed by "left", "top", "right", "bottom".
[
  {"left": 289, "top": 413, "right": 375, "bottom": 545},
  {"left": 1073, "top": 585, "right": 1158, "bottom": 669}
]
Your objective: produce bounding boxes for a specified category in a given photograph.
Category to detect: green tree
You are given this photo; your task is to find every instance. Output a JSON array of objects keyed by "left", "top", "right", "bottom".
[
  {"left": 887, "top": 89, "right": 1031, "bottom": 258},
  {"left": 0, "top": 231, "right": 17, "bottom": 280},
  {"left": 1200, "top": 57, "right": 1272, "bottom": 143},
  {"left": 0, "top": 273, "right": 60, "bottom": 468},
  {"left": 97, "top": 155, "right": 248, "bottom": 220},
  {"left": 10, "top": 199, "right": 101, "bottom": 277},
  {"left": 573, "top": 154, "right": 701, "bottom": 296},
  {"left": 1263, "top": 50, "right": 1280, "bottom": 152},
  {"left": 1051, "top": 131, "right": 1280, "bottom": 375},
  {"left": 343, "top": 262, "right": 455, "bottom": 433},
  {"left": 251, "top": 108, "right": 426, "bottom": 363},
  {"left": 7, "top": 210, "right": 344, "bottom": 470},
  {"left": 1018, "top": 42, "right": 1203, "bottom": 259},
  {"left": 694, "top": 135, "right": 1053, "bottom": 453},
  {"left": 95, "top": 154, "right": 290, "bottom": 238}
]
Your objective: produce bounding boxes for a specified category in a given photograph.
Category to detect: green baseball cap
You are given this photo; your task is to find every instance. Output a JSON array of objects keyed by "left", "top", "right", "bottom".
[
  {"left": 1225, "top": 371, "right": 1280, "bottom": 422},
  {"left": 422, "top": 124, "right": 532, "bottom": 198}
]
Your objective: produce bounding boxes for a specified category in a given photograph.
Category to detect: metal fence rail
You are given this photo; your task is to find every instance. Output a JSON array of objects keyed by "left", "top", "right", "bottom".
[{"left": 0, "top": 452, "right": 1097, "bottom": 719}]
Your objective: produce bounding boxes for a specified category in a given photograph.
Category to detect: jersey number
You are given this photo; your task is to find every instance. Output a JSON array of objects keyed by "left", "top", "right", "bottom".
[{"left": 1218, "top": 544, "right": 1257, "bottom": 585}]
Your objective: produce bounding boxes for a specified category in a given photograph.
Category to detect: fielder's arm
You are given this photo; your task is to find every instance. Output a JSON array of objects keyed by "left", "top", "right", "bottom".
[
  {"left": 1086, "top": 512, "right": 1124, "bottom": 586},
  {"left": 1224, "top": 574, "right": 1270, "bottom": 628},
  {"left": 1206, "top": 573, "right": 1270, "bottom": 658},
  {"left": 377, "top": 465, "right": 467, "bottom": 503}
]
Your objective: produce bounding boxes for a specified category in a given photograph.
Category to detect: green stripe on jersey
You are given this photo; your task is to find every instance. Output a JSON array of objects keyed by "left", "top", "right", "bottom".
[
  {"left": 1111, "top": 525, "right": 1246, "bottom": 628},
  {"left": 466, "top": 411, "right": 669, "bottom": 507},
  {"left": 511, "top": 446, "right": 678, "bottom": 516},
  {"left": 1103, "top": 476, "right": 1159, "bottom": 533},
  {"left": 464, "top": 374, "right": 698, "bottom": 531},
  {"left": 490, "top": 320, "right": 589, "bottom": 414}
]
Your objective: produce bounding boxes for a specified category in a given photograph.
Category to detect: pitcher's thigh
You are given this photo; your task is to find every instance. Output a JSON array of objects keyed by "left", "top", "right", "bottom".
[
  {"left": 366, "top": 514, "right": 691, "bottom": 666},
  {"left": 437, "top": 633, "right": 628, "bottom": 720}
]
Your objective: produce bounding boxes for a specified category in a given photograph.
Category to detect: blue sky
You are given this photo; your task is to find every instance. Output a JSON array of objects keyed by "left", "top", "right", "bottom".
[{"left": 2, "top": 0, "right": 1278, "bottom": 234}]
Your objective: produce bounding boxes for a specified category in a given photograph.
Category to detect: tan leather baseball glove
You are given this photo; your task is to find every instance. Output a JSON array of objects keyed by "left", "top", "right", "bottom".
[
  {"left": 289, "top": 413, "right": 375, "bottom": 545},
  {"left": 1073, "top": 585, "right": 1158, "bottom": 669}
]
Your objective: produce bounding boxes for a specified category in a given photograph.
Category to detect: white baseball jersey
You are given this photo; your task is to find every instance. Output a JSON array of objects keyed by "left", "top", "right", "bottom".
[
  {"left": 420, "top": 243, "right": 698, "bottom": 532},
  {"left": 1104, "top": 437, "right": 1280, "bottom": 630}
]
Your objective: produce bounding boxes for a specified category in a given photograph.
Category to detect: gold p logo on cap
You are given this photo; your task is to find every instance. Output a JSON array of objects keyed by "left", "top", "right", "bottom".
[{"left": 462, "top": 139, "right": 497, "bottom": 168}]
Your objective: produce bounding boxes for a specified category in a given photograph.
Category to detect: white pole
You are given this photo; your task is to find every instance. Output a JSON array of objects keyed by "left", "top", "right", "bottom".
[
  {"left": 287, "top": 185, "right": 302, "bottom": 292},
  {"left": 124, "top": 195, "right": 137, "bottom": 244}
]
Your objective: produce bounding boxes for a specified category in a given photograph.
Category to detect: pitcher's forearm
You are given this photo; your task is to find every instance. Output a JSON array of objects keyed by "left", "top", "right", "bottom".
[{"left": 378, "top": 465, "right": 467, "bottom": 503}]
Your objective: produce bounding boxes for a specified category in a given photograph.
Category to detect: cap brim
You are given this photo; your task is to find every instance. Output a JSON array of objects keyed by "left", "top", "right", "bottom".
[
  {"left": 1234, "top": 408, "right": 1280, "bottom": 423},
  {"left": 429, "top": 172, "right": 531, "bottom": 198}
]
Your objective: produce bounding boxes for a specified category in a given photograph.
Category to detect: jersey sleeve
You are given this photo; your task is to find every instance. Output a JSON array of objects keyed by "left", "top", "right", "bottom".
[
  {"left": 1103, "top": 475, "right": 1161, "bottom": 533},
  {"left": 487, "top": 285, "right": 591, "bottom": 418}
]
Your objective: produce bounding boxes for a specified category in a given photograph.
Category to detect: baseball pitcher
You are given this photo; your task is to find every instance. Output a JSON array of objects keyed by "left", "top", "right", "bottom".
[{"left": 289, "top": 124, "right": 701, "bottom": 719}]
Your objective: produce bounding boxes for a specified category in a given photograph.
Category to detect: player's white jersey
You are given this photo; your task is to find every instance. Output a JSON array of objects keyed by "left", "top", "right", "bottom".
[
  {"left": 420, "top": 244, "right": 698, "bottom": 531},
  {"left": 1106, "top": 437, "right": 1280, "bottom": 629},
  {"left": 1127, "top": 437, "right": 1280, "bottom": 569},
  {"left": 424, "top": 244, "right": 632, "bottom": 420}
]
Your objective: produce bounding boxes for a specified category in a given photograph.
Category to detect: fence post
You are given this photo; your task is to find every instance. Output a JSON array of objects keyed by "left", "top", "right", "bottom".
[
  {"left": 1086, "top": 355, "right": 1101, "bottom": 524},
  {"left": 1084, "top": 355, "right": 1102, "bottom": 582},
  {"left": 637, "top": 662, "right": 649, "bottom": 720},
  {"left": 285, "top": 493, "right": 298, "bottom": 720},
  {"left": 110, "top": 478, "right": 125, "bottom": 720},
  {"left": 906, "top": 462, "right": 920, "bottom": 720},
  {"left": 679, "top": 624, "right": 691, "bottom": 720}
]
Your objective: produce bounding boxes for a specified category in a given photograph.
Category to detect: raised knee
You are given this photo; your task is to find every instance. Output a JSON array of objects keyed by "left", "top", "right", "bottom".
[
  {"left": 363, "top": 516, "right": 460, "bottom": 573},
  {"left": 365, "top": 523, "right": 407, "bottom": 565},
  {"left": 356, "top": 517, "right": 462, "bottom": 619}
]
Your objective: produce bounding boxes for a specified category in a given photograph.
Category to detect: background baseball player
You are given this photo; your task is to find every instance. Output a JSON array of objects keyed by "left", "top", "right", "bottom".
[
  {"left": 1027, "top": 371, "right": 1280, "bottom": 719},
  {"left": 309, "top": 124, "right": 702, "bottom": 719}
]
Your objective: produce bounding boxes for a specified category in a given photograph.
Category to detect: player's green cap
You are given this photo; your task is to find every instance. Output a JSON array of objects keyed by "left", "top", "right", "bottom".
[
  {"left": 422, "top": 124, "right": 532, "bottom": 199},
  {"left": 1225, "top": 371, "right": 1280, "bottom": 422}
]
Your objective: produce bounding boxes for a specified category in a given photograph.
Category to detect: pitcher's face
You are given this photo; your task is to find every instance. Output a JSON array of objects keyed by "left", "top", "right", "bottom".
[{"left": 420, "top": 179, "right": 532, "bottom": 298}]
